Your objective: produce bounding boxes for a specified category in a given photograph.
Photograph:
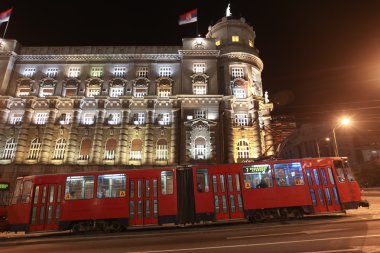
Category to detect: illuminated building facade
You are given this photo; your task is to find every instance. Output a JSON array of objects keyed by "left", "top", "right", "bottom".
[{"left": 0, "top": 16, "right": 274, "bottom": 181}]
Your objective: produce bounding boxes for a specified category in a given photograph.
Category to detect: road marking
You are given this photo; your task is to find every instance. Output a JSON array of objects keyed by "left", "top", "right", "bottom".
[
  {"left": 300, "top": 249, "right": 361, "bottom": 253},
  {"left": 227, "top": 228, "right": 347, "bottom": 239},
  {"left": 126, "top": 234, "right": 380, "bottom": 253},
  {"left": 303, "top": 228, "right": 348, "bottom": 234}
]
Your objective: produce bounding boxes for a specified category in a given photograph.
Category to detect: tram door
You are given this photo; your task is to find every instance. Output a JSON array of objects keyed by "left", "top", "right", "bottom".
[
  {"left": 306, "top": 167, "right": 342, "bottom": 213},
  {"left": 128, "top": 177, "right": 158, "bottom": 226},
  {"left": 29, "top": 184, "right": 61, "bottom": 231},
  {"left": 211, "top": 173, "right": 244, "bottom": 220}
]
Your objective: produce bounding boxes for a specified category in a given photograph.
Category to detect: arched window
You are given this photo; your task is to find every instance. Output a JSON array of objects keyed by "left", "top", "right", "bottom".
[
  {"left": 237, "top": 140, "right": 250, "bottom": 159},
  {"left": 194, "top": 137, "right": 206, "bottom": 159},
  {"left": 27, "top": 138, "right": 42, "bottom": 160},
  {"left": 130, "top": 139, "right": 142, "bottom": 160},
  {"left": 79, "top": 138, "right": 92, "bottom": 160},
  {"left": 104, "top": 138, "right": 117, "bottom": 160},
  {"left": 2, "top": 138, "right": 17, "bottom": 160},
  {"left": 52, "top": 138, "right": 66, "bottom": 160},
  {"left": 156, "top": 139, "right": 168, "bottom": 160}
]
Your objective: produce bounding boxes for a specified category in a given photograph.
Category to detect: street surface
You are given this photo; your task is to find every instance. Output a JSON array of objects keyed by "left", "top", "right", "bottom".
[{"left": 0, "top": 191, "right": 379, "bottom": 253}]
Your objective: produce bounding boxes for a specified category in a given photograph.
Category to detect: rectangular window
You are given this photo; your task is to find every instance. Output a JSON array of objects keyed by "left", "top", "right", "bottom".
[
  {"left": 68, "top": 67, "right": 80, "bottom": 78},
  {"left": 110, "top": 87, "right": 124, "bottom": 97},
  {"left": 18, "top": 88, "right": 31, "bottom": 96},
  {"left": 65, "top": 176, "right": 94, "bottom": 200},
  {"left": 21, "top": 180, "right": 33, "bottom": 203},
  {"left": 134, "top": 88, "right": 147, "bottom": 97},
  {"left": 64, "top": 88, "right": 77, "bottom": 97},
  {"left": 41, "top": 87, "right": 54, "bottom": 97},
  {"left": 97, "top": 174, "right": 126, "bottom": 198},
  {"left": 233, "top": 87, "right": 246, "bottom": 98},
  {"left": 232, "top": 36, "right": 239, "bottom": 42},
  {"left": 34, "top": 112, "right": 48, "bottom": 125},
  {"left": 156, "top": 144, "right": 168, "bottom": 160},
  {"left": 159, "top": 67, "right": 172, "bottom": 77},
  {"left": 196, "top": 169, "right": 209, "bottom": 192},
  {"left": 23, "top": 68, "right": 36, "bottom": 77},
  {"left": 46, "top": 68, "right": 59, "bottom": 78},
  {"left": 87, "top": 88, "right": 100, "bottom": 97},
  {"left": 215, "top": 40, "right": 221, "bottom": 46},
  {"left": 157, "top": 113, "right": 170, "bottom": 125},
  {"left": 113, "top": 67, "right": 127, "bottom": 77},
  {"left": 133, "top": 113, "right": 145, "bottom": 125},
  {"left": 59, "top": 113, "right": 72, "bottom": 125},
  {"left": 274, "top": 162, "right": 305, "bottom": 187},
  {"left": 194, "top": 110, "right": 206, "bottom": 119},
  {"left": 90, "top": 67, "right": 103, "bottom": 77},
  {"left": 243, "top": 164, "right": 273, "bottom": 189},
  {"left": 137, "top": 67, "right": 148, "bottom": 77},
  {"left": 108, "top": 113, "right": 121, "bottom": 125},
  {"left": 158, "top": 87, "right": 171, "bottom": 97},
  {"left": 193, "top": 63, "right": 206, "bottom": 73},
  {"left": 231, "top": 68, "right": 244, "bottom": 78},
  {"left": 306, "top": 169, "right": 313, "bottom": 186},
  {"left": 193, "top": 84, "right": 207, "bottom": 95},
  {"left": 234, "top": 114, "right": 249, "bottom": 126},
  {"left": 9, "top": 112, "right": 23, "bottom": 124},
  {"left": 83, "top": 113, "right": 95, "bottom": 125},
  {"left": 333, "top": 160, "right": 346, "bottom": 182},
  {"left": 161, "top": 171, "right": 173, "bottom": 195}
]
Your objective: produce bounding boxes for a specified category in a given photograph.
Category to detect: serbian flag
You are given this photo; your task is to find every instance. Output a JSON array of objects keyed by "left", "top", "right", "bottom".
[
  {"left": 179, "top": 9, "right": 197, "bottom": 25},
  {"left": 0, "top": 8, "right": 12, "bottom": 24}
]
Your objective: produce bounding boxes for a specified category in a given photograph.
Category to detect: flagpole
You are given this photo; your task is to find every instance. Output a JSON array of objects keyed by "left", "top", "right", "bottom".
[{"left": 2, "top": 7, "right": 13, "bottom": 39}]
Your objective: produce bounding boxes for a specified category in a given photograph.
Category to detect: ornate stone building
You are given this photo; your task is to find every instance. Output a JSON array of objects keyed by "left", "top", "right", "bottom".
[{"left": 0, "top": 15, "right": 274, "bottom": 182}]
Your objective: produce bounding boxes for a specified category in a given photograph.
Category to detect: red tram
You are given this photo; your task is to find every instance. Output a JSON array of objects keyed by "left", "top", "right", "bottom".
[{"left": 7, "top": 157, "right": 364, "bottom": 233}]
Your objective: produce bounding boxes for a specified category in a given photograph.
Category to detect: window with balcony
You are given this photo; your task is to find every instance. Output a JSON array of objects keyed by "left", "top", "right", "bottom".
[
  {"left": 159, "top": 67, "right": 172, "bottom": 77},
  {"left": 158, "top": 86, "right": 171, "bottom": 97},
  {"left": 233, "top": 87, "right": 246, "bottom": 98},
  {"left": 132, "top": 113, "right": 145, "bottom": 125},
  {"left": 156, "top": 139, "right": 168, "bottom": 160},
  {"left": 107, "top": 113, "right": 121, "bottom": 125},
  {"left": 193, "top": 84, "right": 207, "bottom": 95},
  {"left": 136, "top": 67, "right": 148, "bottom": 77},
  {"left": 2, "top": 138, "right": 17, "bottom": 160},
  {"left": 82, "top": 113, "right": 95, "bottom": 125},
  {"left": 110, "top": 87, "right": 124, "bottom": 97},
  {"left": 9, "top": 112, "right": 23, "bottom": 125},
  {"left": 134, "top": 87, "right": 147, "bottom": 98},
  {"left": 104, "top": 138, "right": 116, "bottom": 160},
  {"left": 113, "top": 67, "right": 126, "bottom": 77},
  {"left": 27, "top": 138, "right": 42, "bottom": 160},
  {"left": 52, "top": 138, "right": 66, "bottom": 160},
  {"left": 34, "top": 112, "right": 48, "bottom": 125},
  {"left": 68, "top": 67, "right": 80, "bottom": 78},
  {"left": 156, "top": 113, "right": 170, "bottom": 125},
  {"left": 194, "top": 137, "right": 206, "bottom": 160},
  {"left": 59, "top": 113, "right": 72, "bottom": 125},
  {"left": 90, "top": 67, "right": 103, "bottom": 77},
  {"left": 130, "top": 139, "right": 142, "bottom": 160}
]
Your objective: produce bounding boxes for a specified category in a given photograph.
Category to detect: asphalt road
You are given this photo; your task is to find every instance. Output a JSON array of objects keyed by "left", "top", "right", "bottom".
[{"left": 1, "top": 192, "right": 379, "bottom": 253}]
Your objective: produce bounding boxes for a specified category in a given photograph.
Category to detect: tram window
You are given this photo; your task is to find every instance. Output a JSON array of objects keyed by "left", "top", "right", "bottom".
[
  {"left": 343, "top": 161, "right": 356, "bottom": 182},
  {"left": 21, "top": 180, "right": 33, "bottom": 203},
  {"left": 97, "top": 174, "right": 126, "bottom": 198},
  {"left": 65, "top": 176, "right": 94, "bottom": 200},
  {"left": 161, "top": 171, "right": 174, "bottom": 195},
  {"left": 327, "top": 168, "right": 335, "bottom": 185},
  {"left": 274, "top": 162, "right": 304, "bottom": 187},
  {"left": 196, "top": 169, "right": 209, "bottom": 192},
  {"left": 320, "top": 169, "right": 328, "bottom": 186},
  {"left": 333, "top": 160, "right": 346, "bottom": 182},
  {"left": 11, "top": 179, "right": 22, "bottom": 205},
  {"left": 242, "top": 164, "right": 273, "bottom": 189},
  {"left": 306, "top": 169, "right": 313, "bottom": 186}
]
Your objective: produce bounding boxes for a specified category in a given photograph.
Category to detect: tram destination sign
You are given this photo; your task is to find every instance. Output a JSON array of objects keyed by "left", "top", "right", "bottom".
[
  {"left": 243, "top": 164, "right": 270, "bottom": 173},
  {"left": 0, "top": 183, "right": 10, "bottom": 191}
]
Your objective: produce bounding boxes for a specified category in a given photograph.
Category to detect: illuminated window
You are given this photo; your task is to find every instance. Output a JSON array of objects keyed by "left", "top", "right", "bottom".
[
  {"left": 82, "top": 113, "right": 95, "bottom": 125},
  {"left": 235, "top": 114, "right": 249, "bottom": 126},
  {"left": 17, "top": 87, "right": 31, "bottom": 96},
  {"left": 34, "top": 112, "right": 48, "bottom": 125},
  {"left": 65, "top": 176, "right": 94, "bottom": 200},
  {"left": 52, "top": 138, "right": 66, "bottom": 160},
  {"left": 130, "top": 139, "right": 142, "bottom": 160},
  {"left": 113, "top": 67, "right": 126, "bottom": 77},
  {"left": 40, "top": 86, "right": 55, "bottom": 97},
  {"left": 68, "top": 67, "right": 80, "bottom": 78},
  {"left": 215, "top": 40, "right": 221, "bottom": 46},
  {"left": 249, "top": 40, "right": 254, "bottom": 47},
  {"left": 137, "top": 67, "right": 148, "bottom": 77},
  {"left": 232, "top": 68, "right": 244, "bottom": 78},
  {"left": 46, "top": 68, "right": 58, "bottom": 78},
  {"left": 193, "top": 63, "right": 206, "bottom": 73},
  {"left": 87, "top": 87, "right": 100, "bottom": 97},
  {"left": 90, "top": 67, "right": 103, "bottom": 77},
  {"left": 110, "top": 87, "right": 124, "bottom": 97},
  {"left": 158, "top": 85, "right": 171, "bottom": 97},
  {"left": 237, "top": 140, "right": 249, "bottom": 159},
  {"left": 242, "top": 164, "right": 273, "bottom": 189},
  {"left": 159, "top": 67, "right": 172, "bottom": 77},
  {"left": 9, "top": 112, "right": 23, "bottom": 125},
  {"left": 156, "top": 139, "right": 168, "bottom": 161},
  {"left": 232, "top": 36, "right": 239, "bottom": 42},
  {"left": 97, "top": 174, "right": 126, "bottom": 198},
  {"left": 134, "top": 87, "right": 147, "bottom": 97},
  {"left": 156, "top": 113, "right": 170, "bottom": 125},
  {"left": 27, "top": 138, "right": 42, "bottom": 160},
  {"left": 132, "top": 113, "right": 145, "bottom": 125},
  {"left": 193, "top": 84, "right": 207, "bottom": 95},
  {"left": 107, "top": 113, "right": 121, "bottom": 125},
  {"left": 23, "top": 68, "right": 36, "bottom": 78},
  {"left": 233, "top": 87, "right": 246, "bottom": 98},
  {"left": 79, "top": 138, "right": 91, "bottom": 160},
  {"left": 194, "top": 110, "right": 206, "bottom": 119},
  {"left": 161, "top": 171, "right": 173, "bottom": 194},
  {"left": 194, "top": 137, "right": 206, "bottom": 159},
  {"left": 59, "top": 113, "right": 72, "bottom": 125},
  {"left": 2, "top": 138, "right": 17, "bottom": 160}
]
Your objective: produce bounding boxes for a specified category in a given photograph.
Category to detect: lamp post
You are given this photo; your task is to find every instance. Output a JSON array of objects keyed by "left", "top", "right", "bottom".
[
  {"left": 332, "top": 117, "right": 351, "bottom": 157},
  {"left": 315, "top": 137, "right": 331, "bottom": 158}
]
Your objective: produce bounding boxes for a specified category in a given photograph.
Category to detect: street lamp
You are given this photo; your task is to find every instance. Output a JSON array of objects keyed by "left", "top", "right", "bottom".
[
  {"left": 332, "top": 117, "right": 351, "bottom": 157},
  {"left": 315, "top": 137, "right": 331, "bottom": 158}
]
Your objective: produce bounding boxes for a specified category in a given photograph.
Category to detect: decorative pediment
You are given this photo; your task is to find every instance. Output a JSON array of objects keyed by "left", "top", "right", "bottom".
[
  {"left": 39, "top": 77, "right": 57, "bottom": 87},
  {"left": 63, "top": 77, "right": 80, "bottom": 87},
  {"left": 85, "top": 77, "right": 103, "bottom": 87},
  {"left": 132, "top": 77, "right": 150, "bottom": 87},
  {"left": 190, "top": 73, "right": 209, "bottom": 84},
  {"left": 16, "top": 77, "right": 35, "bottom": 88},
  {"left": 184, "top": 118, "right": 217, "bottom": 127},
  {"left": 155, "top": 77, "right": 173, "bottom": 87},
  {"left": 109, "top": 77, "right": 127, "bottom": 87}
]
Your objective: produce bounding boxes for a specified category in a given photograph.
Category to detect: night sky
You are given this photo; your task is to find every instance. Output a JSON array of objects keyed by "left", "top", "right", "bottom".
[{"left": 1, "top": 0, "right": 380, "bottom": 124}]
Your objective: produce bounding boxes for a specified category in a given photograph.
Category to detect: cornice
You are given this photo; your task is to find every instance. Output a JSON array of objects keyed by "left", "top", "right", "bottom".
[
  {"left": 178, "top": 50, "right": 220, "bottom": 57},
  {"left": 16, "top": 54, "right": 181, "bottom": 62},
  {"left": 220, "top": 52, "right": 264, "bottom": 71}
]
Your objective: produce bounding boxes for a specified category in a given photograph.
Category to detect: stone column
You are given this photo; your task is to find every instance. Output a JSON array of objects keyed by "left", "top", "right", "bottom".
[
  {"left": 15, "top": 109, "right": 33, "bottom": 163},
  {"left": 261, "top": 103, "right": 274, "bottom": 157},
  {"left": 144, "top": 109, "right": 154, "bottom": 165},
  {"left": 66, "top": 109, "right": 80, "bottom": 164},
  {"left": 40, "top": 109, "right": 58, "bottom": 164},
  {"left": 93, "top": 110, "right": 105, "bottom": 164},
  {"left": 119, "top": 109, "right": 129, "bottom": 164}
]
